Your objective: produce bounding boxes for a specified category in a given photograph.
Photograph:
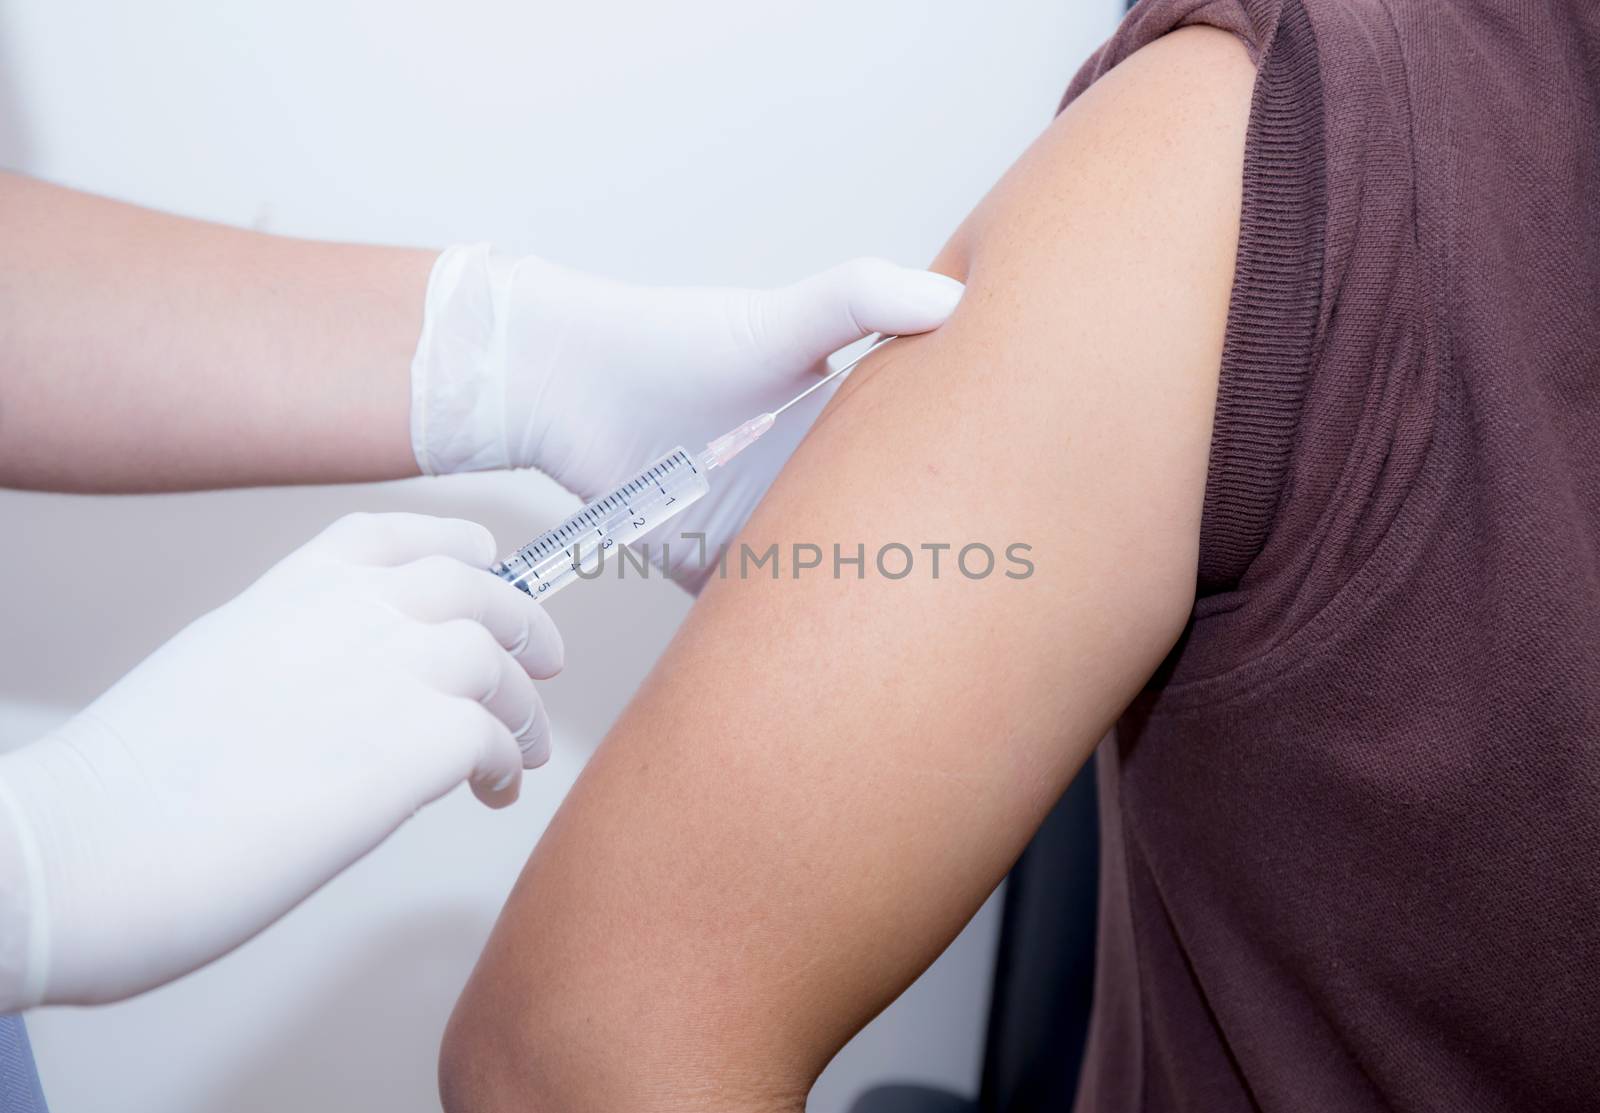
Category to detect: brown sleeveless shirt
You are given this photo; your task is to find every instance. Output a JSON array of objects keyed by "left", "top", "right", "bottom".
[{"left": 1062, "top": 2, "right": 1600, "bottom": 1109}]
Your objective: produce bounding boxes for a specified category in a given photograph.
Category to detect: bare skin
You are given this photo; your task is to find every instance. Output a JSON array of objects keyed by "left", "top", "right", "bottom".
[
  {"left": 0, "top": 172, "right": 432, "bottom": 492},
  {"left": 439, "top": 26, "right": 1256, "bottom": 1113}
]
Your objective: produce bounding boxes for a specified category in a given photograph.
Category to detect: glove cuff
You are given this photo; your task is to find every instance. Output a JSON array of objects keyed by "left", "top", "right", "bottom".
[{"left": 409, "top": 243, "right": 518, "bottom": 476}]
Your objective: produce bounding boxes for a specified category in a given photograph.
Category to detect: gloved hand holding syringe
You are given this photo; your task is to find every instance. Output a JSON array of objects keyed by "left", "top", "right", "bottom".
[{"left": 493, "top": 336, "right": 895, "bottom": 600}]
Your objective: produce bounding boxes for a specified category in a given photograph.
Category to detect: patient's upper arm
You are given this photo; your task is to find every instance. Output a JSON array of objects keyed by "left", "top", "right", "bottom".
[{"left": 441, "top": 26, "right": 1253, "bottom": 1113}]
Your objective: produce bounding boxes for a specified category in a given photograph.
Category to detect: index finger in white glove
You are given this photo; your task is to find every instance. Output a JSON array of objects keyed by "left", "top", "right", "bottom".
[
  {"left": 383, "top": 555, "right": 565, "bottom": 679},
  {"left": 411, "top": 619, "right": 550, "bottom": 806},
  {"left": 753, "top": 257, "right": 965, "bottom": 369},
  {"left": 417, "top": 693, "right": 536, "bottom": 811}
]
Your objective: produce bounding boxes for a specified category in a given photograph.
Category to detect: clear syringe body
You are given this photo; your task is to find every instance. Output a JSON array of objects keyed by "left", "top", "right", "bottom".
[
  {"left": 493, "top": 334, "right": 895, "bottom": 601},
  {"left": 493, "top": 446, "right": 713, "bottom": 600}
]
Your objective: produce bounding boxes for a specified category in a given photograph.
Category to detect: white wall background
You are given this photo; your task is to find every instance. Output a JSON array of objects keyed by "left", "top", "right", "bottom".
[{"left": 0, "top": 2, "right": 1119, "bottom": 1110}]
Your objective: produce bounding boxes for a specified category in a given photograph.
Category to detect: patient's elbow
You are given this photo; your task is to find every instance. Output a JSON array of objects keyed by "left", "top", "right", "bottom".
[
  {"left": 438, "top": 971, "right": 724, "bottom": 1113},
  {"left": 440, "top": 962, "right": 808, "bottom": 1113},
  {"left": 438, "top": 984, "right": 555, "bottom": 1113}
]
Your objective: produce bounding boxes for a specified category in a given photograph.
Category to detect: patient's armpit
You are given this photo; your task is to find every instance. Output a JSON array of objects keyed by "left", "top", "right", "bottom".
[{"left": 439, "top": 26, "right": 1254, "bottom": 1113}]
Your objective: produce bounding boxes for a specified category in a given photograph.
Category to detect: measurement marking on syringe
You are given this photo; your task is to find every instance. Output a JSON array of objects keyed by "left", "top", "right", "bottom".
[{"left": 493, "top": 341, "right": 893, "bottom": 604}]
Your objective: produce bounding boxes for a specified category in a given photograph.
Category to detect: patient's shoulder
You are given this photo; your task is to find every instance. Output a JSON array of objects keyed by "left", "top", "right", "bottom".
[
  {"left": 945, "top": 24, "right": 1255, "bottom": 286},
  {"left": 824, "top": 20, "right": 1256, "bottom": 636}
]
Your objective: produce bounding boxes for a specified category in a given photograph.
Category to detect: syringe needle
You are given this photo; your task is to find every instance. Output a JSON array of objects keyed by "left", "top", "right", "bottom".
[
  {"left": 703, "top": 334, "right": 899, "bottom": 469},
  {"left": 770, "top": 334, "right": 897, "bottom": 419}
]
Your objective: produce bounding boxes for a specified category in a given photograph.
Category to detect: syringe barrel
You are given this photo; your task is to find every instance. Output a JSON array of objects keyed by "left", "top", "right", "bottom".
[{"left": 493, "top": 446, "right": 710, "bottom": 601}]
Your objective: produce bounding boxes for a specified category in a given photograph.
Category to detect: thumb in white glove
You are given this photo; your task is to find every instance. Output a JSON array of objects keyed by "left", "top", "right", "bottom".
[
  {"left": 0, "top": 512, "right": 562, "bottom": 1008},
  {"left": 411, "top": 249, "right": 964, "bottom": 589}
]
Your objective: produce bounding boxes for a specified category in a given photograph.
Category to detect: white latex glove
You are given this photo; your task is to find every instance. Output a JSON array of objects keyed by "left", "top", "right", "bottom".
[
  {"left": 0, "top": 512, "right": 562, "bottom": 1008},
  {"left": 410, "top": 247, "right": 964, "bottom": 589}
]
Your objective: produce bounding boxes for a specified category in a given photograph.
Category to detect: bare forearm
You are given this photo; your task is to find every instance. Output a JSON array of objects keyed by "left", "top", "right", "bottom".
[{"left": 0, "top": 172, "right": 433, "bottom": 491}]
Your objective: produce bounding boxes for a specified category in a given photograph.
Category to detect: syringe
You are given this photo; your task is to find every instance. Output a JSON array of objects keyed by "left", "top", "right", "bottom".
[{"left": 493, "top": 335, "right": 895, "bottom": 600}]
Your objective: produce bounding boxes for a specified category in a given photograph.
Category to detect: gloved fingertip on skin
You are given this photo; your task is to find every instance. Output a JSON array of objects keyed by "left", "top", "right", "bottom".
[
  {"left": 896, "top": 271, "right": 966, "bottom": 330},
  {"left": 847, "top": 266, "right": 966, "bottom": 339}
]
